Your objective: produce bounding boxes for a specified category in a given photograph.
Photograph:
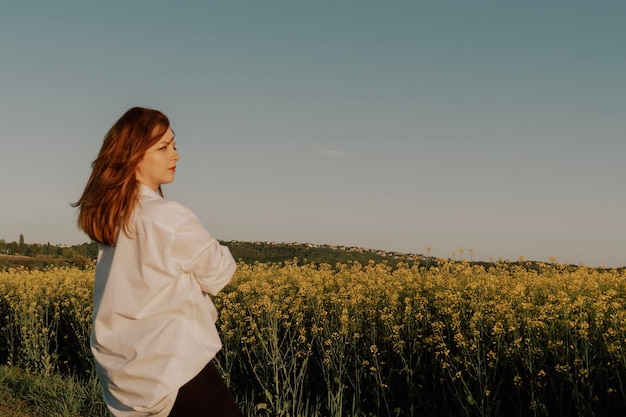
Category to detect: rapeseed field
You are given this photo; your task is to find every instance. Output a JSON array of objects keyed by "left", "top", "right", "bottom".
[{"left": 1, "top": 261, "right": 625, "bottom": 416}]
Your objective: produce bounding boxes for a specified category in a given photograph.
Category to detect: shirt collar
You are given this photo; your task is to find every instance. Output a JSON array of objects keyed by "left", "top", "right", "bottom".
[{"left": 140, "top": 184, "right": 162, "bottom": 200}]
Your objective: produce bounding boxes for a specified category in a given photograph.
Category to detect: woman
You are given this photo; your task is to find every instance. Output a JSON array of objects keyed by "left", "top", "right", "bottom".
[{"left": 73, "top": 107, "right": 243, "bottom": 417}]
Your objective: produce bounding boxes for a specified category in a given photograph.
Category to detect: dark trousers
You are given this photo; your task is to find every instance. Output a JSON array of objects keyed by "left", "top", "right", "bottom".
[{"left": 168, "top": 361, "right": 244, "bottom": 417}]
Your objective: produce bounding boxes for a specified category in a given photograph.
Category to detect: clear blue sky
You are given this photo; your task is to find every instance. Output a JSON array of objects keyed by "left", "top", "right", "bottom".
[{"left": 1, "top": 1, "right": 624, "bottom": 267}]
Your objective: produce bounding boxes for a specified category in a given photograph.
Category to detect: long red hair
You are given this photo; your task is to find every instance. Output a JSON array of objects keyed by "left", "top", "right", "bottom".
[{"left": 73, "top": 107, "right": 170, "bottom": 246}]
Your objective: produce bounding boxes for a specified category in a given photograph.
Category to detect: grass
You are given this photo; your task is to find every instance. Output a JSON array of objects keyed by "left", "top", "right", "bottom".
[
  {"left": 0, "top": 365, "right": 107, "bottom": 417},
  {"left": 0, "top": 389, "right": 44, "bottom": 417}
]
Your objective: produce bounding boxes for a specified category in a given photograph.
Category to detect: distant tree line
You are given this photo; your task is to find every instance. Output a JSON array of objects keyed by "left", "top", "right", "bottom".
[
  {"left": 0, "top": 235, "right": 612, "bottom": 271},
  {"left": 0, "top": 236, "right": 98, "bottom": 269},
  {"left": 0, "top": 236, "right": 428, "bottom": 270},
  {"left": 0, "top": 236, "right": 612, "bottom": 272}
]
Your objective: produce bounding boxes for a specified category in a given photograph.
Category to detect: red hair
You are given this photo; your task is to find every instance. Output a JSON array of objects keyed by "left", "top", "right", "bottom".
[{"left": 73, "top": 107, "right": 170, "bottom": 246}]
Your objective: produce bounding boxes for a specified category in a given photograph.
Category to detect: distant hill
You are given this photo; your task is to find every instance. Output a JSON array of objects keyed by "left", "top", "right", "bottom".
[
  {"left": 4, "top": 239, "right": 609, "bottom": 272},
  {"left": 0, "top": 239, "right": 428, "bottom": 270},
  {"left": 222, "top": 240, "right": 427, "bottom": 267}
]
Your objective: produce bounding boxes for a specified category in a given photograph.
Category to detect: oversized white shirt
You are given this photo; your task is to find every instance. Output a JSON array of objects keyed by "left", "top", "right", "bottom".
[{"left": 91, "top": 185, "right": 237, "bottom": 417}]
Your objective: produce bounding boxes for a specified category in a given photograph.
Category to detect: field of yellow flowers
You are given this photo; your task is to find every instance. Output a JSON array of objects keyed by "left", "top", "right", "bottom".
[{"left": 1, "top": 260, "right": 626, "bottom": 417}]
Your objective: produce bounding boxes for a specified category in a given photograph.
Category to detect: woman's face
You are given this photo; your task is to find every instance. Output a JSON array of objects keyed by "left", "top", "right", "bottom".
[{"left": 136, "top": 127, "right": 180, "bottom": 191}]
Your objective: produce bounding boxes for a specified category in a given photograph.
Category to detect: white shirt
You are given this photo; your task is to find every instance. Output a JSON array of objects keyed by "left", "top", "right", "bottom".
[{"left": 91, "top": 185, "right": 237, "bottom": 417}]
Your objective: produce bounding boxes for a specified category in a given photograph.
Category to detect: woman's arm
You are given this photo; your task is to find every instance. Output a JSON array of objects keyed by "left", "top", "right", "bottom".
[{"left": 169, "top": 211, "right": 237, "bottom": 295}]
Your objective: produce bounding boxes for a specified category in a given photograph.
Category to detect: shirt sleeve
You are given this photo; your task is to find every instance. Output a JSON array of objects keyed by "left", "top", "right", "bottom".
[{"left": 169, "top": 209, "right": 237, "bottom": 295}]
